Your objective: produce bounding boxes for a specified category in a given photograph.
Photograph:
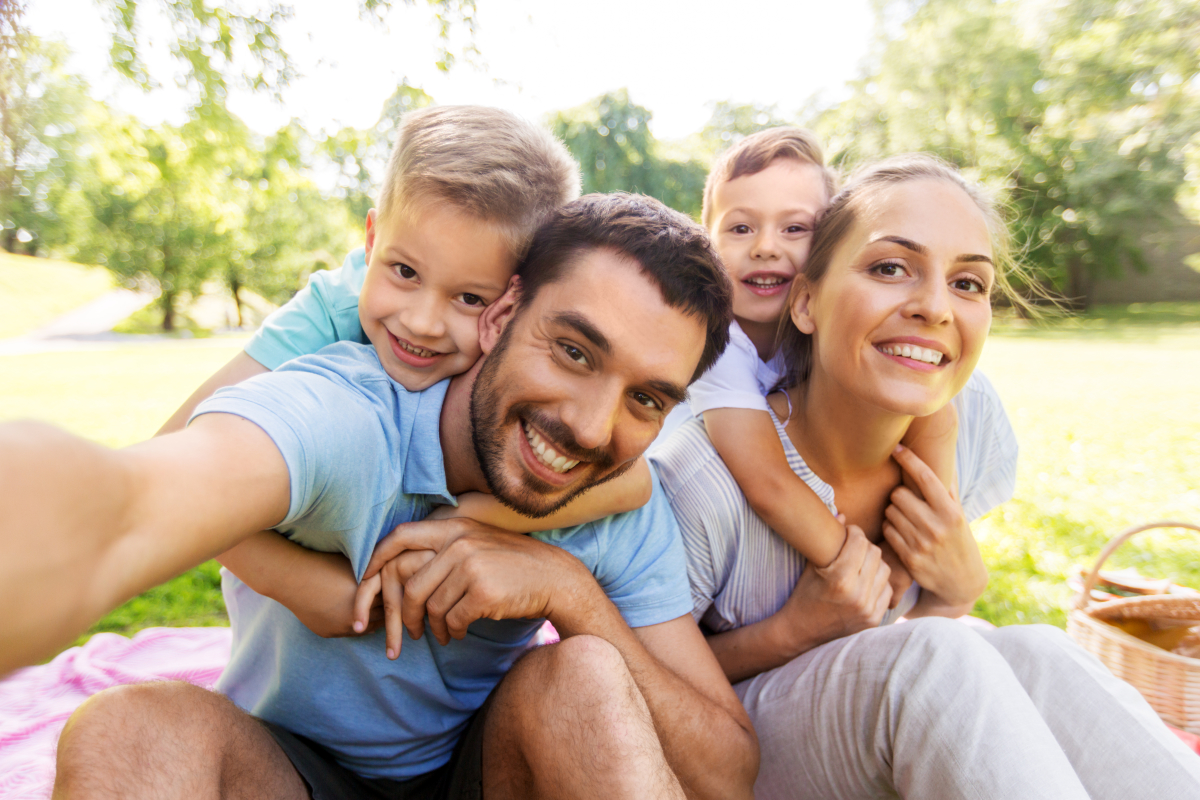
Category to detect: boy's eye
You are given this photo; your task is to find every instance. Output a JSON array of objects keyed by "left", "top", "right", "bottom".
[
  {"left": 460, "top": 293, "right": 486, "bottom": 307},
  {"left": 731, "top": 224, "right": 751, "bottom": 235},
  {"left": 395, "top": 264, "right": 417, "bottom": 280},
  {"left": 561, "top": 343, "right": 588, "bottom": 366}
]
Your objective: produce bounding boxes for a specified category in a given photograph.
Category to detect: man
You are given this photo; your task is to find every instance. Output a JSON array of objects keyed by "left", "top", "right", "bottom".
[{"left": 0, "top": 195, "right": 757, "bottom": 799}]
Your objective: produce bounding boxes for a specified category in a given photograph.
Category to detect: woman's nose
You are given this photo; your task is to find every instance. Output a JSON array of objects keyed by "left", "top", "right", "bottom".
[{"left": 904, "top": 278, "right": 953, "bottom": 325}]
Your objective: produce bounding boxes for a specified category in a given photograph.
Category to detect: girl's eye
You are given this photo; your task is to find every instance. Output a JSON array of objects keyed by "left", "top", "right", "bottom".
[
  {"left": 460, "top": 293, "right": 486, "bottom": 307},
  {"left": 396, "top": 264, "right": 417, "bottom": 280},
  {"left": 631, "top": 391, "right": 660, "bottom": 410},
  {"left": 561, "top": 343, "right": 588, "bottom": 366},
  {"left": 785, "top": 224, "right": 810, "bottom": 234},
  {"left": 952, "top": 277, "right": 986, "bottom": 294},
  {"left": 873, "top": 261, "right": 908, "bottom": 278},
  {"left": 731, "top": 224, "right": 751, "bottom": 235}
]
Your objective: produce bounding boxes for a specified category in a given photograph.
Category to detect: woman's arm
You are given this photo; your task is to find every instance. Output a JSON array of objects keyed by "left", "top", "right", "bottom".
[
  {"left": 706, "top": 525, "right": 893, "bottom": 683},
  {"left": 704, "top": 407, "right": 849, "bottom": 568},
  {"left": 219, "top": 532, "right": 382, "bottom": 637},
  {"left": 430, "top": 458, "right": 652, "bottom": 532}
]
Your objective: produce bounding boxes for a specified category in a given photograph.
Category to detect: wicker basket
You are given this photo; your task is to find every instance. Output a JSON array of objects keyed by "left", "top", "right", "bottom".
[{"left": 1067, "top": 521, "right": 1200, "bottom": 734}]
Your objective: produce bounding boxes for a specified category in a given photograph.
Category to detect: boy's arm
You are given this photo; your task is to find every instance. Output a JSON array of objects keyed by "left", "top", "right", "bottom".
[
  {"left": 432, "top": 458, "right": 652, "bottom": 531},
  {"left": 0, "top": 415, "right": 290, "bottom": 673},
  {"left": 157, "top": 351, "right": 269, "bottom": 435},
  {"left": 219, "top": 532, "right": 382, "bottom": 638},
  {"left": 704, "top": 407, "right": 848, "bottom": 567}
]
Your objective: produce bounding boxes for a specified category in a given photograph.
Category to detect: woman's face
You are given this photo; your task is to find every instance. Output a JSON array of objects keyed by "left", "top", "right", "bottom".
[{"left": 792, "top": 177, "right": 995, "bottom": 417}]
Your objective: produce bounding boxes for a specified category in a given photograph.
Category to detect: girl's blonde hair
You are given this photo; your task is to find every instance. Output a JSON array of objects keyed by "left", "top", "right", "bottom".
[{"left": 777, "top": 153, "right": 1033, "bottom": 387}]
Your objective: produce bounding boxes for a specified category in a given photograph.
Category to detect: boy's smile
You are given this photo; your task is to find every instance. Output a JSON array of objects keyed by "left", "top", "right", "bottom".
[
  {"left": 360, "top": 203, "right": 516, "bottom": 391},
  {"left": 709, "top": 159, "right": 830, "bottom": 353}
]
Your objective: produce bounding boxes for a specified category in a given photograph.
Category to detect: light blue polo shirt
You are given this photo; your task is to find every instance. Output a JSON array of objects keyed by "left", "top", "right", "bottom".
[
  {"left": 191, "top": 342, "right": 692, "bottom": 780},
  {"left": 245, "top": 248, "right": 369, "bottom": 370}
]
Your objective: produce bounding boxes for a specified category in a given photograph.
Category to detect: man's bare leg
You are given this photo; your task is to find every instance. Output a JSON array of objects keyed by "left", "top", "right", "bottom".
[
  {"left": 53, "top": 681, "right": 308, "bottom": 800},
  {"left": 483, "top": 635, "right": 686, "bottom": 800}
]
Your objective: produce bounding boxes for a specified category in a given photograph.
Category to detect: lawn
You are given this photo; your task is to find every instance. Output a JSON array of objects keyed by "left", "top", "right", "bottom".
[
  {"left": 0, "top": 252, "right": 116, "bottom": 339},
  {"left": 0, "top": 306, "right": 1198, "bottom": 646}
]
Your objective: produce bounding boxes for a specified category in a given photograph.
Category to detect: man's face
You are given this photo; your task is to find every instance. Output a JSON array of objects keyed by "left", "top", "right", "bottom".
[{"left": 470, "top": 249, "right": 706, "bottom": 517}]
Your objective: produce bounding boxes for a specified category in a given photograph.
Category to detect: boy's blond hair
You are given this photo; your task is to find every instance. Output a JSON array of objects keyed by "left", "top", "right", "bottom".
[
  {"left": 377, "top": 105, "right": 581, "bottom": 258},
  {"left": 701, "top": 127, "right": 838, "bottom": 229}
]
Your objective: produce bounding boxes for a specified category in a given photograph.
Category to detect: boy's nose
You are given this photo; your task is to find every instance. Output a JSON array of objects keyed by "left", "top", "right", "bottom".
[{"left": 402, "top": 293, "right": 447, "bottom": 339}]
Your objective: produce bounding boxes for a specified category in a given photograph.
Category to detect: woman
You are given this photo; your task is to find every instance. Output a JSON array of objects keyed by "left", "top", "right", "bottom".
[{"left": 649, "top": 154, "right": 1200, "bottom": 799}]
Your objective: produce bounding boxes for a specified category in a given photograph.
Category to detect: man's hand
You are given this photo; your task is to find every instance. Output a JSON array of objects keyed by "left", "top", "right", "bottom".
[
  {"left": 884, "top": 444, "right": 988, "bottom": 613},
  {"left": 354, "top": 517, "right": 594, "bottom": 659}
]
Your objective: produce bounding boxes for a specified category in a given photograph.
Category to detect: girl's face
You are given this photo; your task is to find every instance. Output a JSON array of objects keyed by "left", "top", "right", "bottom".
[{"left": 791, "top": 177, "right": 995, "bottom": 417}]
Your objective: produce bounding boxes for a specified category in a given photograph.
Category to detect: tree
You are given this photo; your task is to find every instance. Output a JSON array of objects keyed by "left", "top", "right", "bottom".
[
  {"left": 694, "top": 101, "right": 794, "bottom": 161},
  {"left": 812, "top": 0, "right": 1200, "bottom": 307},
  {"left": 548, "top": 90, "right": 707, "bottom": 218}
]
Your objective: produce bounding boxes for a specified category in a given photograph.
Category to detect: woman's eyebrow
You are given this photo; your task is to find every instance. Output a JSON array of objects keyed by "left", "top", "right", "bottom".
[
  {"left": 872, "top": 235, "right": 993, "bottom": 265},
  {"left": 957, "top": 254, "right": 994, "bottom": 266}
]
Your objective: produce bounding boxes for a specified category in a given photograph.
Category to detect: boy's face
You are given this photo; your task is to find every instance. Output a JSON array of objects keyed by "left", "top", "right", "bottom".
[
  {"left": 709, "top": 159, "right": 830, "bottom": 328},
  {"left": 360, "top": 203, "right": 516, "bottom": 391}
]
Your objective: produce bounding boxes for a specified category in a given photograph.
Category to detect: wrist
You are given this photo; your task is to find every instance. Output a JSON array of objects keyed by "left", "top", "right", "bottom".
[
  {"left": 763, "top": 608, "right": 815, "bottom": 660},
  {"left": 541, "top": 550, "right": 612, "bottom": 637}
]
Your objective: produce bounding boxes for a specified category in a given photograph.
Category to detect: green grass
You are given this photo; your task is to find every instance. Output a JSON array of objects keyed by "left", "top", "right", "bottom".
[
  {"left": 0, "top": 340, "right": 248, "bottom": 644},
  {"left": 0, "top": 252, "right": 116, "bottom": 338},
  {"left": 2, "top": 304, "right": 1199, "bottom": 650}
]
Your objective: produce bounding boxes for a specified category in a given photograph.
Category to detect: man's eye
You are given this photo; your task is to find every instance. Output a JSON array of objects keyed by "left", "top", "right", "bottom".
[
  {"left": 561, "top": 343, "right": 588, "bottom": 365},
  {"left": 460, "top": 293, "right": 485, "bottom": 307},
  {"left": 396, "top": 264, "right": 417, "bottom": 280},
  {"left": 631, "top": 391, "right": 660, "bottom": 410}
]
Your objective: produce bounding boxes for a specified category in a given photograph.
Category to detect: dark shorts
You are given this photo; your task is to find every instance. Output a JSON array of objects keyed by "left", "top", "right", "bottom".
[{"left": 259, "top": 697, "right": 490, "bottom": 800}]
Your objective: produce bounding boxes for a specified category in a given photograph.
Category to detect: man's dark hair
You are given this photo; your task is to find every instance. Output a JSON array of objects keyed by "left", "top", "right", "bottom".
[{"left": 516, "top": 193, "right": 733, "bottom": 383}]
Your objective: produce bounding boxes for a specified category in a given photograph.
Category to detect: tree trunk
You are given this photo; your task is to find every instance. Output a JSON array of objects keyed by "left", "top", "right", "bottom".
[
  {"left": 160, "top": 289, "right": 176, "bottom": 332},
  {"left": 229, "top": 271, "right": 245, "bottom": 328},
  {"left": 1065, "top": 256, "right": 1092, "bottom": 311}
]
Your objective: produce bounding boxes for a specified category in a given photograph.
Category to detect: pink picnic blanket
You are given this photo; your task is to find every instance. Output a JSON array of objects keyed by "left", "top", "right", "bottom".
[{"left": 0, "top": 627, "right": 231, "bottom": 799}]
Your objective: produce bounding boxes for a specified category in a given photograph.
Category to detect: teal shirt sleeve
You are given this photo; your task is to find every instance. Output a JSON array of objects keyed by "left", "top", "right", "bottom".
[{"left": 244, "top": 248, "right": 370, "bottom": 370}]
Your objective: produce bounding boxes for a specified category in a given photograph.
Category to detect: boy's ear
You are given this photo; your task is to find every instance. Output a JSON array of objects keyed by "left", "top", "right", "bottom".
[
  {"left": 478, "top": 275, "right": 523, "bottom": 354},
  {"left": 364, "top": 208, "right": 378, "bottom": 262},
  {"left": 789, "top": 278, "right": 817, "bottom": 335}
]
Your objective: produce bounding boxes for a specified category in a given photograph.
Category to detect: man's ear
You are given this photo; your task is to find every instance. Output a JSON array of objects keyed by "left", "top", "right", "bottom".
[
  {"left": 364, "top": 208, "right": 378, "bottom": 262},
  {"left": 478, "top": 275, "right": 522, "bottom": 354},
  {"left": 789, "top": 279, "right": 817, "bottom": 335}
]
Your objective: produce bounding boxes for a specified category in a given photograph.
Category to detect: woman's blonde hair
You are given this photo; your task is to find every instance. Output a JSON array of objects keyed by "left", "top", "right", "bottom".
[{"left": 777, "top": 153, "right": 1034, "bottom": 387}]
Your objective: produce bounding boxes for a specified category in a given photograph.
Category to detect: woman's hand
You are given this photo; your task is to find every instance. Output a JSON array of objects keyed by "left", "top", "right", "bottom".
[{"left": 883, "top": 444, "right": 988, "bottom": 615}]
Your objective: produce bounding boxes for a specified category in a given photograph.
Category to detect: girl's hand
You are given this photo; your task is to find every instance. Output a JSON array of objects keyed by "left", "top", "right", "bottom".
[{"left": 883, "top": 444, "right": 988, "bottom": 612}]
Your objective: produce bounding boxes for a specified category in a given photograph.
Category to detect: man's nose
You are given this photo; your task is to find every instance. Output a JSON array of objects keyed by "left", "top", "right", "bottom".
[{"left": 559, "top": 381, "right": 622, "bottom": 453}]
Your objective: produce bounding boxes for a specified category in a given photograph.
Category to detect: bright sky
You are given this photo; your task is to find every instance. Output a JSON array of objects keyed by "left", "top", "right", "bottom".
[{"left": 28, "top": 0, "right": 875, "bottom": 141}]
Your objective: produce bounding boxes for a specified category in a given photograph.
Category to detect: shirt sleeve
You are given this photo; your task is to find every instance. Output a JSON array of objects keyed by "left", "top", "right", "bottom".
[
  {"left": 189, "top": 352, "right": 396, "bottom": 563},
  {"left": 953, "top": 370, "right": 1019, "bottom": 521},
  {"left": 584, "top": 471, "right": 695, "bottom": 629},
  {"left": 244, "top": 248, "right": 370, "bottom": 370},
  {"left": 687, "top": 327, "right": 772, "bottom": 415}
]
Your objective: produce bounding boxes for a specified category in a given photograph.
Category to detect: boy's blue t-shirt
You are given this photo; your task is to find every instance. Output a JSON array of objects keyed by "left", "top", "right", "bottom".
[
  {"left": 191, "top": 342, "right": 692, "bottom": 780},
  {"left": 245, "top": 248, "right": 369, "bottom": 370}
]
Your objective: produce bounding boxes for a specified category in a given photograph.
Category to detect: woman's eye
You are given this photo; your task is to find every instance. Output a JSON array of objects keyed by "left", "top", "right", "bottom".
[
  {"left": 631, "top": 391, "right": 660, "bottom": 410},
  {"left": 952, "top": 277, "right": 986, "bottom": 294},
  {"left": 873, "top": 261, "right": 908, "bottom": 278},
  {"left": 460, "top": 293, "right": 486, "bottom": 307},
  {"left": 396, "top": 264, "right": 417, "bottom": 280},
  {"left": 561, "top": 343, "right": 588, "bottom": 365}
]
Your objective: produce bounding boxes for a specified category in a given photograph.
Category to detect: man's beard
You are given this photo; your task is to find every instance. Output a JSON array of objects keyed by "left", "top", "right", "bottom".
[{"left": 469, "top": 322, "right": 636, "bottom": 519}]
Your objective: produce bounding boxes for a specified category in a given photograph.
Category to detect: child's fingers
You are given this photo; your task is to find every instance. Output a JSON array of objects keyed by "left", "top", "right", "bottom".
[
  {"left": 382, "top": 563, "right": 406, "bottom": 660},
  {"left": 353, "top": 573, "right": 382, "bottom": 634}
]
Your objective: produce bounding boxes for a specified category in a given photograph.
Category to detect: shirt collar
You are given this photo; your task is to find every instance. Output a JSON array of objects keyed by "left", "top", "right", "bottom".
[{"left": 394, "top": 377, "right": 457, "bottom": 505}]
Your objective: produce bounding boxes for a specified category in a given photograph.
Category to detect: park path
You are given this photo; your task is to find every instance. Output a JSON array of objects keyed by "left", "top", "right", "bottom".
[{"left": 0, "top": 288, "right": 165, "bottom": 356}]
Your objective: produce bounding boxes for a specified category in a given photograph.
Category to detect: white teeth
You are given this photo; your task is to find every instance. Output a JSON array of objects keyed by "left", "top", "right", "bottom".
[
  {"left": 745, "top": 276, "right": 787, "bottom": 287},
  {"left": 522, "top": 422, "right": 583, "bottom": 474},
  {"left": 878, "top": 344, "right": 944, "bottom": 366},
  {"left": 396, "top": 338, "right": 436, "bottom": 358}
]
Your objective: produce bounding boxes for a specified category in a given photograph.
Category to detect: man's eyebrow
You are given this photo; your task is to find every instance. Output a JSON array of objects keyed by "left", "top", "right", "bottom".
[
  {"left": 647, "top": 379, "right": 689, "bottom": 406},
  {"left": 551, "top": 312, "right": 611, "bottom": 355}
]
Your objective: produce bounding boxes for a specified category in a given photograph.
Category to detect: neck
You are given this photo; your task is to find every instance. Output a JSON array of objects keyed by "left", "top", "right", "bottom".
[
  {"left": 440, "top": 360, "right": 490, "bottom": 497},
  {"left": 788, "top": 367, "right": 912, "bottom": 483},
  {"left": 736, "top": 316, "right": 780, "bottom": 362}
]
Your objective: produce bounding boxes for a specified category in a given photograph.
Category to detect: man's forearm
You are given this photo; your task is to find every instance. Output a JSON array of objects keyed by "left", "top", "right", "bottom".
[{"left": 550, "top": 576, "right": 758, "bottom": 800}]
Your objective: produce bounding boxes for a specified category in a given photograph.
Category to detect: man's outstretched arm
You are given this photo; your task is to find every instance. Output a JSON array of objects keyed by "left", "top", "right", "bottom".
[{"left": 0, "top": 415, "right": 290, "bottom": 674}]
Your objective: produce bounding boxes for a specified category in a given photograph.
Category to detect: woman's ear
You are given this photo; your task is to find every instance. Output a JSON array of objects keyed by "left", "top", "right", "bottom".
[
  {"left": 790, "top": 279, "right": 817, "bottom": 335},
  {"left": 478, "top": 275, "right": 522, "bottom": 354}
]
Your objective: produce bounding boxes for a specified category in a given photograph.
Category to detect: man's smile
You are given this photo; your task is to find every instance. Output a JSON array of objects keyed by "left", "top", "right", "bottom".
[{"left": 518, "top": 419, "right": 585, "bottom": 486}]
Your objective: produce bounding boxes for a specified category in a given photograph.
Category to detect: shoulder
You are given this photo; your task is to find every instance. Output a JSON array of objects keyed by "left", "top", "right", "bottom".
[
  {"left": 649, "top": 418, "right": 737, "bottom": 502},
  {"left": 953, "top": 369, "right": 1019, "bottom": 520},
  {"left": 307, "top": 248, "right": 369, "bottom": 305}
]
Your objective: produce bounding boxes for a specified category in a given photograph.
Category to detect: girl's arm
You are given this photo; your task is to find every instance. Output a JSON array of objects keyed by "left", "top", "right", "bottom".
[
  {"left": 218, "top": 531, "right": 383, "bottom": 637},
  {"left": 703, "top": 407, "right": 847, "bottom": 568},
  {"left": 431, "top": 457, "right": 652, "bottom": 532},
  {"left": 899, "top": 403, "right": 958, "bottom": 497}
]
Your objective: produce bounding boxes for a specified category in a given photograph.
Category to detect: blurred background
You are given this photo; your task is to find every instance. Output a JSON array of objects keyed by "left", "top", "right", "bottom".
[{"left": 2, "top": 0, "right": 1198, "bottom": 638}]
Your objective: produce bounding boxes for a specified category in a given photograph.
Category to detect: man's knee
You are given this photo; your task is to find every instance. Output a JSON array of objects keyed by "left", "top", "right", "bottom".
[{"left": 508, "top": 635, "right": 630, "bottom": 707}]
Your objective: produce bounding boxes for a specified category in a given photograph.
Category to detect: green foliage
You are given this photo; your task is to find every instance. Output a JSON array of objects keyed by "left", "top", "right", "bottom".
[
  {"left": 548, "top": 89, "right": 707, "bottom": 218},
  {"left": 693, "top": 101, "right": 794, "bottom": 161},
  {"left": 813, "top": 0, "right": 1200, "bottom": 308}
]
